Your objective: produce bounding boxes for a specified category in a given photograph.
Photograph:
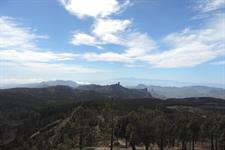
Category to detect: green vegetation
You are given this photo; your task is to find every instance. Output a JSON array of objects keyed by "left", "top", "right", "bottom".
[{"left": 1, "top": 96, "right": 225, "bottom": 150}]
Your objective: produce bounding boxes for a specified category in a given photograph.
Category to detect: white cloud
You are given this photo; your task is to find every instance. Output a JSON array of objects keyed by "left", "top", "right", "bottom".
[
  {"left": 143, "top": 42, "right": 220, "bottom": 68},
  {"left": 0, "top": 50, "right": 76, "bottom": 62},
  {"left": 124, "top": 32, "right": 157, "bottom": 57},
  {"left": 0, "top": 16, "right": 47, "bottom": 49},
  {"left": 80, "top": 32, "right": 157, "bottom": 62},
  {"left": 83, "top": 52, "right": 132, "bottom": 62},
  {"left": 150, "top": 16, "right": 224, "bottom": 68},
  {"left": 58, "top": 0, "right": 160, "bottom": 64},
  {"left": 71, "top": 19, "right": 131, "bottom": 47},
  {"left": 93, "top": 19, "right": 131, "bottom": 36},
  {"left": 139, "top": 15, "right": 225, "bottom": 68},
  {"left": 197, "top": 0, "right": 225, "bottom": 13},
  {"left": 62, "top": 0, "right": 157, "bottom": 60},
  {"left": 61, "top": 0, "right": 224, "bottom": 68},
  {"left": 70, "top": 33, "right": 101, "bottom": 47},
  {"left": 81, "top": 16, "right": 224, "bottom": 68},
  {"left": 164, "top": 17, "right": 225, "bottom": 48},
  {"left": 70, "top": 18, "right": 158, "bottom": 59},
  {"left": 0, "top": 17, "right": 77, "bottom": 63},
  {"left": 93, "top": 18, "right": 131, "bottom": 44},
  {"left": 0, "top": 16, "right": 102, "bottom": 83},
  {"left": 59, "top": 0, "right": 130, "bottom": 18},
  {"left": 23, "top": 62, "right": 99, "bottom": 73},
  {"left": 60, "top": 0, "right": 134, "bottom": 49},
  {"left": 71, "top": 18, "right": 157, "bottom": 62}
]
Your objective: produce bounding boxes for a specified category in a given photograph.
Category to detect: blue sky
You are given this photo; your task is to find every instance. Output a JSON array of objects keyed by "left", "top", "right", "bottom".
[{"left": 0, "top": 0, "right": 224, "bottom": 86}]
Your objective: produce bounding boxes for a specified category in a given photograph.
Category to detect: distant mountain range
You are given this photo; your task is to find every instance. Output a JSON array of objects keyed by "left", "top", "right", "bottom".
[
  {"left": 1, "top": 80, "right": 224, "bottom": 100},
  {"left": 134, "top": 84, "right": 225, "bottom": 100},
  {"left": 113, "top": 77, "right": 225, "bottom": 89},
  {"left": 0, "top": 83, "right": 151, "bottom": 102},
  {"left": 0, "top": 80, "right": 79, "bottom": 89},
  {"left": 2, "top": 78, "right": 224, "bottom": 89}
]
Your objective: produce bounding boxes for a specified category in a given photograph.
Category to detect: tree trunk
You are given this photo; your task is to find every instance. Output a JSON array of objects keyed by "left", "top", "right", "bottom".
[
  {"left": 184, "top": 143, "right": 187, "bottom": 150},
  {"left": 182, "top": 141, "right": 185, "bottom": 150},
  {"left": 192, "top": 139, "right": 195, "bottom": 150},
  {"left": 125, "top": 138, "right": 128, "bottom": 148},
  {"left": 131, "top": 144, "right": 136, "bottom": 150},
  {"left": 79, "top": 133, "right": 83, "bottom": 150},
  {"left": 211, "top": 133, "right": 214, "bottom": 150},
  {"left": 224, "top": 141, "right": 225, "bottom": 150},
  {"left": 145, "top": 144, "right": 149, "bottom": 150},
  {"left": 215, "top": 136, "right": 218, "bottom": 150},
  {"left": 110, "top": 129, "right": 113, "bottom": 150},
  {"left": 160, "top": 136, "right": 164, "bottom": 150},
  {"left": 172, "top": 140, "right": 175, "bottom": 147}
]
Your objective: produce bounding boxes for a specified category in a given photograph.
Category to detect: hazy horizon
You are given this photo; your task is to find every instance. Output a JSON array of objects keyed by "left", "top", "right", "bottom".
[{"left": 1, "top": 78, "right": 225, "bottom": 89}]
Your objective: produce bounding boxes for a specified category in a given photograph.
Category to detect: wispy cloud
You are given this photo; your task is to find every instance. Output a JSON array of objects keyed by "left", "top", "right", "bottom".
[
  {"left": 192, "top": 0, "right": 225, "bottom": 20},
  {"left": 60, "top": 0, "right": 224, "bottom": 68},
  {"left": 0, "top": 16, "right": 47, "bottom": 50},
  {"left": 0, "top": 16, "right": 75, "bottom": 62},
  {"left": 23, "top": 62, "right": 100, "bottom": 73},
  {"left": 0, "top": 50, "right": 77, "bottom": 62},
  {"left": 0, "top": 16, "right": 103, "bottom": 81},
  {"left": 147, "top": 16, "right": 224, "bottom": 68},
  {"left": 196, "top": 0, "right": 225, "bottom": 13},
  {"left": 83, "top": 52, "right": 132, "bottom": 63}
]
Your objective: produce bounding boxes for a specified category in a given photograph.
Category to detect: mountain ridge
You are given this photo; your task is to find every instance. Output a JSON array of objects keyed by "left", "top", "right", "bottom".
[
  {"left": 1, "top": 80, "right": 224, "bottom": 99},
  {"left": 134, "top": 84, "right": 225, "bottom": 100},
  {"left": 0, "top": 83, "right": 152, "bottom": 102}
]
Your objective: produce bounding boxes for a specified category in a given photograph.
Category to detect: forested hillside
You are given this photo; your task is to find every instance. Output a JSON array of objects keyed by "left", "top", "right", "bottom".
[{"left": 0, "top": 89, "right": 225, "bottom": 150}]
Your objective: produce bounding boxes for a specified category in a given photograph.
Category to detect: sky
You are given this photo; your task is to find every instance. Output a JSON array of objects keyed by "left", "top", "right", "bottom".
[{"left": 0, "top": 0, "right": 224, "bottom": 86}]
